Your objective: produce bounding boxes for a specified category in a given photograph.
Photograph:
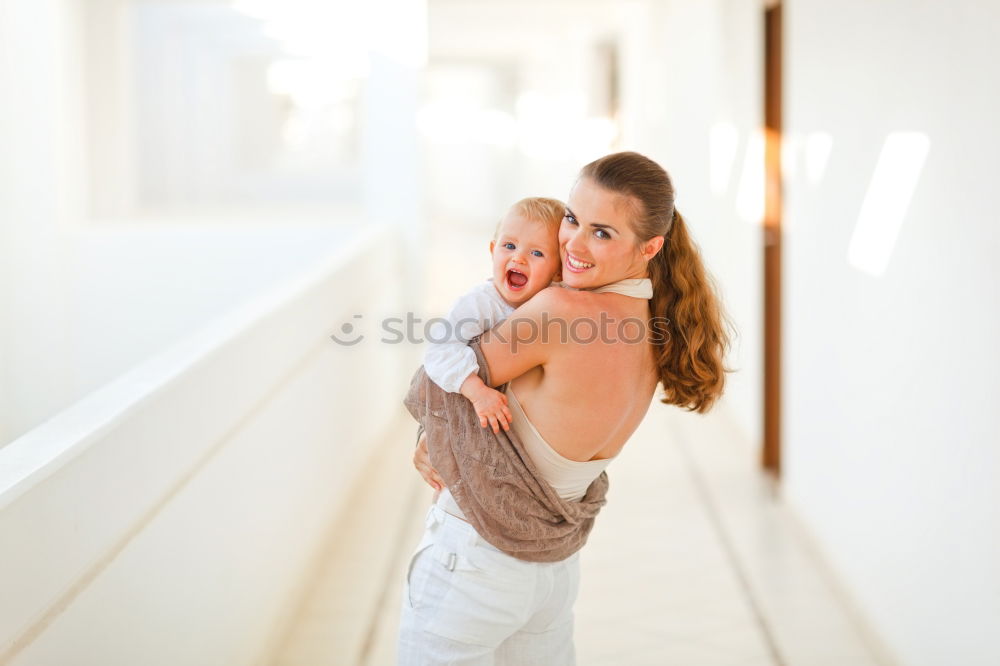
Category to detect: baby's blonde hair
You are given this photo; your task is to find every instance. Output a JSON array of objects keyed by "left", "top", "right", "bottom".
[{"left": 493, "top": 197, "right": 565, "bottom": 240}]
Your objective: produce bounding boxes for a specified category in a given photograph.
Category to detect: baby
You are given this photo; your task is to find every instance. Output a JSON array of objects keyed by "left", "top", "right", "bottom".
[{"left": 423, "top": 197, "right": 564, "bottom": 433}]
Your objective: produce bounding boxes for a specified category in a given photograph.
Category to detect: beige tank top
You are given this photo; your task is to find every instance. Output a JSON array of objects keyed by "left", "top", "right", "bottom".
[{"left": 504, "top": 383, "right": 615, "bottom": 501}]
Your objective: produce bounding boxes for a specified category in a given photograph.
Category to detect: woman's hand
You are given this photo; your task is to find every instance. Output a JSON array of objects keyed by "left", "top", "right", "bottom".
[{"left": 414, "top": 431, "right": 445, "bottom": 492}]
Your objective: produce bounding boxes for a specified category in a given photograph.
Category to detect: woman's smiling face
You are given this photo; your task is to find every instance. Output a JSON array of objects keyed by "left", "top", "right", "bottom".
[{"left": 559, "top": 177, "right": 650, "bottom": 289}]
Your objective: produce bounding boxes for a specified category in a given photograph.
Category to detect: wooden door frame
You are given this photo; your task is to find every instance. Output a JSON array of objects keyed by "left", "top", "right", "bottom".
[{"left": 762, "top": 1, "right": 783, "bottom": 477}]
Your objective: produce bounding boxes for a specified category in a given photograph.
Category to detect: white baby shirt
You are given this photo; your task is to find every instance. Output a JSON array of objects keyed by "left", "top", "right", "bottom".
[{"left": 423, "top": 279, "right": 515, "bottom": 393}]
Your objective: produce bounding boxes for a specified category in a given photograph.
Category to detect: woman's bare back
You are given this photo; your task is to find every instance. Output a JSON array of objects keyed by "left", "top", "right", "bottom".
[{"left": 507, "top": 289, "right": 661, "bottom": 462}]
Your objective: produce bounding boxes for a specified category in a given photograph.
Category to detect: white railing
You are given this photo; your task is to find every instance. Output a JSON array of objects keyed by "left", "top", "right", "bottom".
[{"left": 0, "top": 223, "right": 416, "bottom": 665}]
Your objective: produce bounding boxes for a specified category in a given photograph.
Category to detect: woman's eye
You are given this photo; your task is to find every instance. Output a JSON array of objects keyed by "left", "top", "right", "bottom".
[
  {"left": 531, "top": 250, "right": 544, "bottom": 257},
  {"left": 503, "top": 242, "right": 516, "bottom": 250},
  {"left": 563, "top": 214, "right": 578, "bottom": 226},
  {"left": 595, "top": 229, "right": 610, "bottom": 240}
]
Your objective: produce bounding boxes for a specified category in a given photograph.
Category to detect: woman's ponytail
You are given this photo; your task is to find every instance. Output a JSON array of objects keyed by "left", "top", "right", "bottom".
[{"left": 650, "top": 208, "right": 731, "bottom": 412}]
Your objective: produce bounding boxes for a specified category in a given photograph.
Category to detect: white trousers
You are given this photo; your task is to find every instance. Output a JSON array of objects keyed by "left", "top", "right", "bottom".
[{"left": 396, "top": 504, "right": 580, "bottom": 665}]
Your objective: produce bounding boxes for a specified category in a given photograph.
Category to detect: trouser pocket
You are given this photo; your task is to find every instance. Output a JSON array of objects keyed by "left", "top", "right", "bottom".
[
  {"left": 404, "top": 528, "right": 437, "bottom": 610},
  {"left": 423, "top": 541, "right": 535, "bottom": 647}
]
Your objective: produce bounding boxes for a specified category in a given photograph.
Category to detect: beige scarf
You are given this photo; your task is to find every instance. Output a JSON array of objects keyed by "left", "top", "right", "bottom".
[{"left": 404, "top": 339, "right": 609, "bottom": 563}]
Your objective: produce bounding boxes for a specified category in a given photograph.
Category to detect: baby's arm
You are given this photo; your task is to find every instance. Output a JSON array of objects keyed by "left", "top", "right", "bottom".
[{"left": 423, "top": 285, "right": 513, "bottom": 432}]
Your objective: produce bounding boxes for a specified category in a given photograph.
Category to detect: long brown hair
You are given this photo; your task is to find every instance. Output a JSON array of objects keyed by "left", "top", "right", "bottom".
[{"left": 580, "top": 151, "right": 733, "bottom": 413}]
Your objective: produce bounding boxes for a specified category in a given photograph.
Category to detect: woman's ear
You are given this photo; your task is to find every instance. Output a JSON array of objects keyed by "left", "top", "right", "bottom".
[{"left": 640, "top": 235, "right": 665, "bottom": 262}]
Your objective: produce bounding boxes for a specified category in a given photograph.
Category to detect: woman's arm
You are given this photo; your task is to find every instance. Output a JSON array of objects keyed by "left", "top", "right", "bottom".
[{"left": 479, "top": 286, "right": 574, "bottom": 386}]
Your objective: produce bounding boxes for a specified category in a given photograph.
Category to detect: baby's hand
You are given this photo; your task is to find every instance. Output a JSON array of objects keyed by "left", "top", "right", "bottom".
[{"left": 470, "top": 387, "right": 512, "bottom": 434}]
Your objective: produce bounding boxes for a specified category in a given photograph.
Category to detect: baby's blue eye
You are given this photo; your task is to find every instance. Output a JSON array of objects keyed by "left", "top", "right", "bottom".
[
  {"left": 531, "top": 250, "right": 544, "bottom": 257},
  {"left": 503, "top": 242, "right": 516, "bottom": 250}
]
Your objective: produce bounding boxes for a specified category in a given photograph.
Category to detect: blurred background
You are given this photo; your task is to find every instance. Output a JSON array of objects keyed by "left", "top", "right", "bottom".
[{"left": 0, "top": 0, "right": 997, "bottom": 665}]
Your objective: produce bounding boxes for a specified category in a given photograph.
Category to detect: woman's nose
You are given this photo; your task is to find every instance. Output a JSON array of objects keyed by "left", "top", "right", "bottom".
[{"left": 565, "top": 233, "right": 586, "bottom": 256}]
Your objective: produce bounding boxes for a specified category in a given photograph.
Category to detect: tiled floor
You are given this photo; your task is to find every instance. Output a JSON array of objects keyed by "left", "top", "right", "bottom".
[{"left": 266, "top": 402, "right": 895, "bottom": 666}]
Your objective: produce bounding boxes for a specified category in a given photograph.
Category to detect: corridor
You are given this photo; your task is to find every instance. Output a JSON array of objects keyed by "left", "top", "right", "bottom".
[{"left": 2, "top": 1, "right": 997, "bottom": 665}]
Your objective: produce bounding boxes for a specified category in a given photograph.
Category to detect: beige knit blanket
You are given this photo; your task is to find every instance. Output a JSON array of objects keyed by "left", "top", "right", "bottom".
[{"left": 403, "top": 339, "right": 609, "bottom": 563}]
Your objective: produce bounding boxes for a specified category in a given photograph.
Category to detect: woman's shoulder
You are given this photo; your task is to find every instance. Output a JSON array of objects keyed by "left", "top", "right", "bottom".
[
  {"left": 510, "top": 285, "right": 603, "bottom": 324},
  {"left": 511, "top": 285, "right": 572, "bottom": 314}
]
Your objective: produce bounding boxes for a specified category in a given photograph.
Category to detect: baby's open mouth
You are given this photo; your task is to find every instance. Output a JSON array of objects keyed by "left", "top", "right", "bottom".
[{"left": 506, "top": 269, "right": 528, "bottom": 290}]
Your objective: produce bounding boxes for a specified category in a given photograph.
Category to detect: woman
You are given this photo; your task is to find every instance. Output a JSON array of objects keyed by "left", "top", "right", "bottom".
[{"left": 399, "top": 151, "right": 731, "bottom": 664}]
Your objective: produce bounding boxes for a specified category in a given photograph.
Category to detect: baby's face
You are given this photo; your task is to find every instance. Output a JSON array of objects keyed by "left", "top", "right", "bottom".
[{"left": 490, "top": 212, "right": 562, "bottom": 307}]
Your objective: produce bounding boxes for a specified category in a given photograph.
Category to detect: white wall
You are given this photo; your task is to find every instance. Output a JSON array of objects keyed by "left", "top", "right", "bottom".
[
  {"left": 784, "top": 1, "right": 1000, "bottom": 664},
  {"left": 0, "top": 0, "right": 89, "bottom": 447},
  {"left": 420, "top": 2, "right": 765, "bottom": 441},
  {"left": 423, "top": 0, "right": 630, "bottom": 234},
  {"left": 620, "top": 0, "right": 764, "bottom": 445},
  {"left": 84, "top": 0, "right": 137, "bottom": 220},
  {"left": 1, "top": 0, "right": 427, "bottom": 446}
]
